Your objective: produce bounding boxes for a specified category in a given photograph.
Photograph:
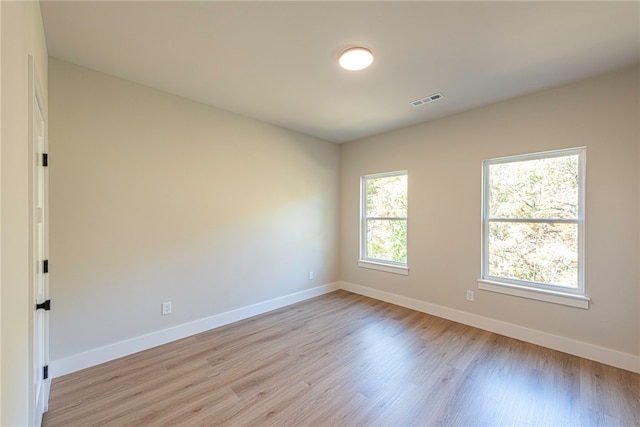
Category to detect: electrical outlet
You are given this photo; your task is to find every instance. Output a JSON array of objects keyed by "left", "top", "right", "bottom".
[
  {"left": 466, "top": 290, "right": 474, "bottom": 302},
  {"left": 161, "top": 301, "right": 172, "bottom": 315},
  {"left": 309, "top": 271, "right": 314, "bottom": 280}
]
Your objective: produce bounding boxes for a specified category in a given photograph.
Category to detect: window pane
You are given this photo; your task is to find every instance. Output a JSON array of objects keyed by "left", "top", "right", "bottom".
[
  {"left": 366, "top": 175, "right": 407, "bottom": 217},
  {"left": 366, "top": 219, "right": 407, "bottom": 263},
  {"left": 488, "top": 221, "right": 578, "bottom": 288},
  {"left": 489, "top": 155, "right": 579, "bottom": 219}
]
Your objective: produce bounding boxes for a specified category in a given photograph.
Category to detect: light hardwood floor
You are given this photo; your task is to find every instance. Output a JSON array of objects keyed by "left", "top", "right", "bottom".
[{"left": 43, "top": 290, "right": 639, "bottom": 426}]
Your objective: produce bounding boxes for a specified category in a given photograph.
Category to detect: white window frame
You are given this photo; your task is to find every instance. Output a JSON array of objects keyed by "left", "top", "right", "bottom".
[
  {"left": 358, "top": 170, "right": 409, "bottom": 275},
  {"left": 478, "top": 147, "right": 590, "bottom": 309}
]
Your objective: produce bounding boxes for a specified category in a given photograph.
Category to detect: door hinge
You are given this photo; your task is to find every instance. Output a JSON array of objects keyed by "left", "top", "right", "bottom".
[
  {"left": 43, "top": 259, "right": 49, "bottom": 274},
  {"left": 36, "top": 299, "right": 51, "bottom": 311},
  {"left": 43, "top": 365, "right": 49, "bottom": 380},
  {"left": 42, "top": 153, "right": 48, "bottom": 167}
]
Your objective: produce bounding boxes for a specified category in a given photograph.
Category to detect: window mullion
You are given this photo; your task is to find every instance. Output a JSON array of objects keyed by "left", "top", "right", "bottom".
[
  {"left": 487, "top": 217, "right": 579, "bottom": 224},
  {"left": 366, "top": 216, "right": 407, "bottom": 221}
]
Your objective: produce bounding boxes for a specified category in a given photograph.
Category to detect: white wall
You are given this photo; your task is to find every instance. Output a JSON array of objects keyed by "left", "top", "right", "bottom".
[
  {"left": 341, "top": 67, "right": 639, "bottom": 363},
  {"left": 1, "top": 5, "right": 3, "bottom": 423},
  {"left": 0, "top": 1, "right": 49, "bottom": 425},
  {"left": 49, "top": 59, "right": 340, "bottom": 363}
]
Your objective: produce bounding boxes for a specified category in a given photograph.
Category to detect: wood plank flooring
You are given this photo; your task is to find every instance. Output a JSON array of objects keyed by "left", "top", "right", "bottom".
[{"left": 43, "top": 290, "right": 640, "bottom": 426}]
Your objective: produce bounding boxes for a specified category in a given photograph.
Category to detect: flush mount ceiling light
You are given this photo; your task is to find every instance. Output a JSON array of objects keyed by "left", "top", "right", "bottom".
[{"left": 339, "top": 47, "right": 373, "bottom": 71}]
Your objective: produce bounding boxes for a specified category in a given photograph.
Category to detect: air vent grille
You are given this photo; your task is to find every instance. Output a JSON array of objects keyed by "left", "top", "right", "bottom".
[{"left": 410, "top": 92, "right": 444, "bottom": 107}]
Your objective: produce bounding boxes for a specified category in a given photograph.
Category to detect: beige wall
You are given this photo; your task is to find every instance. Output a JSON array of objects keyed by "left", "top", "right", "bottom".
[
  {"left": 341, "top": 67, "right": 640, "bottom": 357},
  {"left": 0, "top": 1, "right": 49, "bottom": 425},
  {"left": 49, "top": 58, "right": 340, "bottom": 361}
]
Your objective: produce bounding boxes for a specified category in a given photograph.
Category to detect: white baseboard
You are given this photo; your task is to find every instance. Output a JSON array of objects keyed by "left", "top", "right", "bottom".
[
  {"left": 340, "top": 281, "right": 640, "bottom": 374},
  {"left": 50, "top": 280, "right": 639, "bottom": 377},
  {"left": 50, "top": 282, "right": 339, "bottom": 378}
]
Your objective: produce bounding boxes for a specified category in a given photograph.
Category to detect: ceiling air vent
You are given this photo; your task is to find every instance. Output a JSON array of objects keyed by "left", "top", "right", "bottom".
[{"left": 410, "top": 92, "right": 444, "bottom": 107}]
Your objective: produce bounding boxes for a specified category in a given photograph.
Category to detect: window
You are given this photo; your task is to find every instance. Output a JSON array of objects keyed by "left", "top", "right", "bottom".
[
  {"left": 359, "top": 171, "right": 408, "bottom": 275},
  {"left": 479, "top": 148, "right": 589, "bottom": 308}
]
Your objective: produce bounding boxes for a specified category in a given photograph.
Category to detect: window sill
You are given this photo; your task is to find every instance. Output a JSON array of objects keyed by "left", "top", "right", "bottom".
[
  {"left": 477, "top": 279, "right": 590, "bottom": 309},
  {"left": 358, "top": 260, "right": 409, "bottom": 276}
]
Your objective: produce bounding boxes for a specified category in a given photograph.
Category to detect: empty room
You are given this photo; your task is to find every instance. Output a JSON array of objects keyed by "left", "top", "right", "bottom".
[{"left": 1, "top": 1, "right": 639, "bottom": 426}]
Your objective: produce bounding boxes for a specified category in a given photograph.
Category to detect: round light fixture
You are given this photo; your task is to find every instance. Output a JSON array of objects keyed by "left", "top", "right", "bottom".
[{"left": 339, "top": 47, "right": 373, "bottom": 71}]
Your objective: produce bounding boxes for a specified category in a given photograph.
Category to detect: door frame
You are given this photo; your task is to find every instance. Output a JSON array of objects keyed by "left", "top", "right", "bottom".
[{"left": 28, "top": 54, "right": 50, "bottom": 427}]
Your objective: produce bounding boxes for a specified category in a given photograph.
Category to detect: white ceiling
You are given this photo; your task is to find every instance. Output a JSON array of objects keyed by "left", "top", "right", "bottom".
[{"left": 41, "top": 1, "right": 640, "bottom": 143}]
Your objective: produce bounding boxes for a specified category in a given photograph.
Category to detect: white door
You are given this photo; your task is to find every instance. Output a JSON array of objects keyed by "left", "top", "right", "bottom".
[{"left": 31, "top": 58, "right": 50, "bottom": 426}]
